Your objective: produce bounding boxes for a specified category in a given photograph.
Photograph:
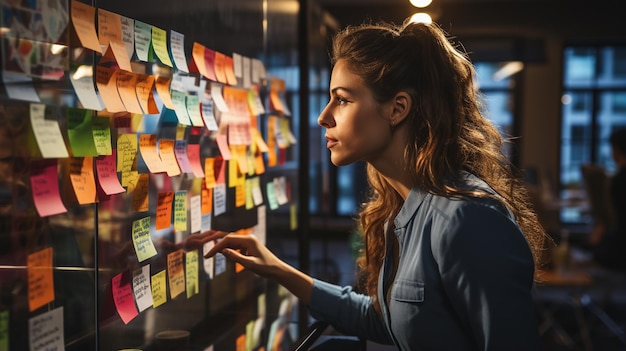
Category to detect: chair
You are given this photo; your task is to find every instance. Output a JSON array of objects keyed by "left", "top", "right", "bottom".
[{"left": 580, "top": 164, "right": 616, "bottom": 231}]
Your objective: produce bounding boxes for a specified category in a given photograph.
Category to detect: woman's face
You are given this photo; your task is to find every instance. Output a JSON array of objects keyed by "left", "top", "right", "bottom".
[{"left": 317, "top": 59, "right": 394, "bottom": 167}]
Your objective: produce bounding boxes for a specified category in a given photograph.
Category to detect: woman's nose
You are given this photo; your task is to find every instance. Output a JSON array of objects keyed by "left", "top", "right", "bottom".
[{"left": 317, "top": 104, "right": 334, "bottom": 128}]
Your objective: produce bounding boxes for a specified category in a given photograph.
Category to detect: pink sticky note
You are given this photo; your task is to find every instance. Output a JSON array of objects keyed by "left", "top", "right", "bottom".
[
  {"left": 186, "top": 144, "right": 204, "bottom": 178},
  {"left": 112, "top": 271, "right": 139, "bottom": 325},
  {"left": 30, "top": 159, "right": 67, "bottom": 217},
  {"left": 174, "top": 140, "right": 193, "bottom": 174},
  {"left": 95, "top": 150, "right": 126, "bottom": 195},
  {"left": 215, "top": 134, "right": 231, "bottom": 160}
]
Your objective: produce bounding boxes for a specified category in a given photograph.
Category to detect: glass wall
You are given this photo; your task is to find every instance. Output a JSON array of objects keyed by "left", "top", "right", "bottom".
[{"left": 0, "top": 0, "right": 302, "bottom": 350}]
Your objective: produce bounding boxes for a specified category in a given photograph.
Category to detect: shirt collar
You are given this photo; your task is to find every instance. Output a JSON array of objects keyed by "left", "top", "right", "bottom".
[{"left": 393, "top": 187, "right": 427, "bottom": 230}]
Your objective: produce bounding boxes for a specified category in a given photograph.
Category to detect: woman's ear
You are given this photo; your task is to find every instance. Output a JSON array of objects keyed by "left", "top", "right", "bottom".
[{"left": 389, "top": 92, "right": 412, "bottom": 126}]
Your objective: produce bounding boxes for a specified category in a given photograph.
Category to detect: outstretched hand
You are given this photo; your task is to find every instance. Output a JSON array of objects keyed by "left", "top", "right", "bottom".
[
  {"left": 178, "top": 229, "right": 314, "bottom": 304},
  {"left": 178, "top": 230, "right": 284, "bottom": 278}
]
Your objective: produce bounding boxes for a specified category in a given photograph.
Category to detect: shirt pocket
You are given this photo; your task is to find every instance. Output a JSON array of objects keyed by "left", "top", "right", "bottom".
[{"left": 391, "top": 279, "right": 425, "bottom": 303}]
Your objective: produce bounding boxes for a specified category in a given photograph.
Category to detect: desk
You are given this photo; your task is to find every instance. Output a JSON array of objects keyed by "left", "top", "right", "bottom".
[
  {"left": 535, "top": 266, "right": 626, "bottom": 351},
  {"left": 535, "top": 268, "right": 594, "bottom": 350}
]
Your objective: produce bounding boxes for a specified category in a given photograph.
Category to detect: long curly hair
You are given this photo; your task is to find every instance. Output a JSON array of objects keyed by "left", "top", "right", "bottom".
[{"left": 330, "top": 19, "right": 549, "bottom": 309}]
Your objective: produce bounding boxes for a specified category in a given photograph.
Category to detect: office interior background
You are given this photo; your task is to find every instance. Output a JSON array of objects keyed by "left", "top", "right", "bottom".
[{"left": 0, "top": 0, "right": 625, "bottom": 350}]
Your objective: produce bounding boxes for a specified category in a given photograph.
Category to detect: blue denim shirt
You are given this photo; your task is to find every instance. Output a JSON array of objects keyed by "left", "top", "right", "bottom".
[{"left": 309, "top": 175, "right": 541, "bottom": 350}]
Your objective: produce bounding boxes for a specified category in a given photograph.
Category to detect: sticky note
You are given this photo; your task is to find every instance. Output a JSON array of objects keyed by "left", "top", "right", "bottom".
[
  {"left": 27, "top": 247, "right": 55, "bottom": 312},
  {"left": 132, "top": 216, "right": 157, "bottom": 262},
  {"left": 111, "top": 271, "right": 139, "bottom": 324}
]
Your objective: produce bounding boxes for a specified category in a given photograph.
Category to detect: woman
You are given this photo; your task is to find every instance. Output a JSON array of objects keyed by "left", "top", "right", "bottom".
[{"left": 194, "top": 19, "right": 548, "bottom": 350}]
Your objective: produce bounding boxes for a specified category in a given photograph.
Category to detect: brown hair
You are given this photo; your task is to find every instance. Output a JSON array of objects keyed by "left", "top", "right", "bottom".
[{"left": 330, "top": 19, "right": 549, "bottom": 310}]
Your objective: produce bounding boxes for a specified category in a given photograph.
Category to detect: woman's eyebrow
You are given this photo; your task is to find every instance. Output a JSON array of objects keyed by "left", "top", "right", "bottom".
[{"left": 330, "top": 86, "right": 352, "bottom": 95}]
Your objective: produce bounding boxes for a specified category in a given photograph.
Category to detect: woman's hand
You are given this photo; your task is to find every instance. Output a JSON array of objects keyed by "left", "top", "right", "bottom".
[
  {"left": 201, "top": 230, "right": 283, "bottom": 278},
  {"left": 186, "top": 229, "right": 314, "bottom": 304}
]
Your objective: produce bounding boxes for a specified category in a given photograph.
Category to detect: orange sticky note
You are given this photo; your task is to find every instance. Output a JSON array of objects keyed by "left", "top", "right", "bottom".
[
  {"left": 156, "top": 191, "right": 174, "bottom": 230},
  {"left": 191, "top": 42, "right": 209, "bottom": 78},
  {"left": 155, "top": 76, "right": 175, "bottom": 110},
  {"left": 69, "top": 157, "right": 97, "bottom": 204},
  {"left": 235, "top": 184, "right": 245, "bottom": 208},
  {"left": 167, "top": 250, "right": 185, "bottom": 299},
  {"left": 139, "top": 134, "right": 166, "bottom": 173},
  {"left": 267, "top": 116, "right": 277, "bottom": 167},
  {"left": 136, "top": 74, "right": 159, "bottom": 114},
  {"left": 224, "top": 55, "right": 237, "bottom": 86},
  {"left": 30, "top": 159, "right": 67, "bottom": 217},
  {"left": 234, "top": 144, "right": 248, "bottom": 175},
  {"left": 201, "top": 183, "right": 212, "bottom": 214},
  {"left": 97, "top": 9, "right": 124, "bottom": 52},
  {"left": 236, "top": 333, "right": 245, "bottom": 351},
  {"left": 96, "top": 66, "right": 126, "bottom": 113},
  {"left": 116, "top": 71, "right": 143, "bottom": 114},
  {"left": 270, "top": 79, "right": 286, "bottom": 114},
  {"left": 158, "top": 139, "right": 181, "bottom": 177},
  {"left": 214, "top": 51, "right": 228, "bottom": 84},
  {"left": 254, "top": 152, "right": 265, "bottom": 175},
  {"left": 27, "top": 247, "right": 55, "bottom": 312},
  {"left": 70, "top": 1, "right": 102, "bottom": 53},
  {"left": 203, "top": 157, "right": 216, "bottom": 189},
  {"left": 101, "top": 41, "right": 132, "bottom": 72}
]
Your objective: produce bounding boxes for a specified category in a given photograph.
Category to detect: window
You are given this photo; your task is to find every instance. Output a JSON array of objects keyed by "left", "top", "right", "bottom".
[
  {"left": 474, "top": 62, "right": 518, "bottom": 160},
  {"left": 560, "top": 45, "right": 626, "bottom": 222}
]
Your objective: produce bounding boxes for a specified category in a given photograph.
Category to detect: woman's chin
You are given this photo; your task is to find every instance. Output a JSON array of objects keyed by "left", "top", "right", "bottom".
[{"left": 330, "top": 154, "right": 354, "bottom": 167}]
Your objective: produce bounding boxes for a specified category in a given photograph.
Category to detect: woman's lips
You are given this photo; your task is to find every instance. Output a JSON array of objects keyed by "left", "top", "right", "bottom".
[{"left": 325, "top": 136, "right": 337, "bottom": 148}]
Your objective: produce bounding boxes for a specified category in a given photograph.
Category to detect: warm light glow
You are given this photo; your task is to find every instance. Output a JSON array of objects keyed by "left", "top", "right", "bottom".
[
  {"left": 410, "top": 0, "right": 433, "bottom": 8},
  {"left": 492, "top": 61, "right": 524, "bottom": 81},
  {"left": 0, "top": 27, "right": 10, "bottom": 35},
  {"left": 50, "top": 44, "right": 66, "bottom": 55},
  {"left": 410, "top": 13, "right": 432, "bottom": 24},
  {"left": 71, "top": 65, "right": 93, "bottom": 80}
]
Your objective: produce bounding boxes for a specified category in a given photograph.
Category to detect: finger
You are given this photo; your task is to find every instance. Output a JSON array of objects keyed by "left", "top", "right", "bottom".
[
  {"left": 203, "top": 234, "right": 253, "bottom": 258},
  {"left": 181, "top": 230, "right": 228, "bottom": 251}
]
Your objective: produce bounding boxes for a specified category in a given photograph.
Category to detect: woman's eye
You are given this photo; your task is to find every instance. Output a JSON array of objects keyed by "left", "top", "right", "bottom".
[{"left": 336, "top": 96, "right": 347, "bottom": 105}]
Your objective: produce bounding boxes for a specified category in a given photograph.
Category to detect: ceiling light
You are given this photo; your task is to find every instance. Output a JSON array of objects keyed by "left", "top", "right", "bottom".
[
  {"left": 410, "top": 13, "right": 432, "bottom": 24},
  {"left": 492, "top": 61, "right": 524, "bottom": 81},
  {"left": 410, "top": 0, "right": 433, "bottom": 8}
]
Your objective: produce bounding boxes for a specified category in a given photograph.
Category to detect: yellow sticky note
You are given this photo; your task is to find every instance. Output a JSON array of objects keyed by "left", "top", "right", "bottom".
[
  {"left": 116, "top": 133, "right": 137, "bottom": 172},
  {"left": 185, "top": 251, "right": 199, "bottom": 299},
  {"left": 132, "top": 216, "right": 158, "bottom": 262},
  {"left": 151, "top": 26, "right": 173, "bottom": 67},
  {"left": 290, "top": 203, "right": 298, "bottom": 231},
  {"left": 174, "top": 191, "right": 187, "bottom": 231},
  {"left": 151, "top": 270, "right": 167, "bottom": 308},
  {"left": 167, "top": 250, "right": 185, "bottom": 299}
]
